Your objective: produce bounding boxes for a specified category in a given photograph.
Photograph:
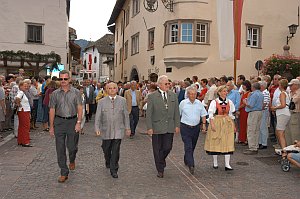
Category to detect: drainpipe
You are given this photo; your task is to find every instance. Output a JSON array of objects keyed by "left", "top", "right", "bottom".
[{"left": 121, "top": 9, "right": 125, "bottom": 81}]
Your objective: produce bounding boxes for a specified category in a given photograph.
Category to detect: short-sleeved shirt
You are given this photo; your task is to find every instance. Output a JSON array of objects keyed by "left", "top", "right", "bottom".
[
  {"left": 179, "top": 98, "right": 207, "bottom": 126},
  {"left": 16, "top": 90, "right": 31, "bottom": 112},
  {"left": 245, "top": 90, "right": 264, "bottom": 112},
  {"left": 49, "top": 86, "right": 82, "bottom": 117},
  {"left": 204, "top": 84, "right": 217, "bottom": 104}
]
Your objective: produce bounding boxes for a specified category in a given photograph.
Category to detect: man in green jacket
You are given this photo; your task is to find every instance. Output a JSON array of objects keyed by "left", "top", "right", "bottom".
[{"left": 146, "top": 75, "right": 180, "bottom": 178}]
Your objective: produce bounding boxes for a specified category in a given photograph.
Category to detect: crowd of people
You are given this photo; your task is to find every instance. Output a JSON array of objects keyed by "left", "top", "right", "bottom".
[{"left": 0, "top": 69, "right": 299, "bottom": 182}]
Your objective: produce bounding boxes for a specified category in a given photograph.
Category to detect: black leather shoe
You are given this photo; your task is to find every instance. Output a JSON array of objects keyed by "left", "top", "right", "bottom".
[
  {"left": 189, "top": 166, "right": 195, "bottom": 175},
  {"left": 213, "top": 166, "right": 219, "bottom": 169},
  {"left": 225, "top": 167, "right": 233, "bottom": 171},
  {"left": 258, "top": 145, "right": 267, "bottom": 149},
  {"left": 111, "top": 173, "right": 118, "bottom": 178},
  {"left": 22, "top": 144, "right": 33, "bottom": 147},
  {"left": 157, "top": 172, "right": 164, "bottom": 178}
]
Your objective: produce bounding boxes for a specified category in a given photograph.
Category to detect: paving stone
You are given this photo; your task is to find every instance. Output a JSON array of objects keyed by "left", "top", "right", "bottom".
[{"left": 0, "top": 117, "right": 299, "bottom": 199}]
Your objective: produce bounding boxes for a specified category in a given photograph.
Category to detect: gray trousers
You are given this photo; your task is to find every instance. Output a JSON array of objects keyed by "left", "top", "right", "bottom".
[
  {"left": 247, "top": 111, "right": 262, "bottom": 151},
  {"left": 54, "top": 117, "right": 79, "bottom": 176}
]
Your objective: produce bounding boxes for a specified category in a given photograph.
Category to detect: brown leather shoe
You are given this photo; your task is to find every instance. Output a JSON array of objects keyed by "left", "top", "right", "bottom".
[
  {"left": 157, "top": 172, "right": 164, "bottom": 178},
  {"left": 69, "top": 162, "right": 75, "bottom": 170},
  {"left": 58, "top": 176, "right": 68, "bottom": 183}
]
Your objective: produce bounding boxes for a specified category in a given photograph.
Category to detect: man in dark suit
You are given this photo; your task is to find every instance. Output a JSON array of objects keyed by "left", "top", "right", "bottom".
[
  {"left": 83, "top": 79, "right": 95, "bottom": 122},
  {"left": 146, "top": 75, "right": 180, "bottom": 178}
]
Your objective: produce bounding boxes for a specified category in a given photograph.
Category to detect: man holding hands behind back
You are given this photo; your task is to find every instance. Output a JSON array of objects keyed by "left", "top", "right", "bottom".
[
  {"left": 146, "top": 75, "right": 180, "bottom": 178},
  {"left": 95, "top": 82, "right": 131, "bottom": 178}
]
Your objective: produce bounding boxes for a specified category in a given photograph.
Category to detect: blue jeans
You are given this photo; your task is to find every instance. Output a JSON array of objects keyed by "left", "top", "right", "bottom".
[
  {"left": 259, "top": 109, "right": 269, "bottom": 146},
  {"left": 180, "top": 123, "right": 200, "bottom": 167}
]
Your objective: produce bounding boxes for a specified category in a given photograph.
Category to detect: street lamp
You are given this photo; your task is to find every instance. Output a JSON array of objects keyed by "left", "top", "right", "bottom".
[{"left": 287, "top": 24, "right": 298, "bottom": 45}]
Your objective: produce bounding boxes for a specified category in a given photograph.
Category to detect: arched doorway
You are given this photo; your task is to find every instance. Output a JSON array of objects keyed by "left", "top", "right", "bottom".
[
  {"left": 130, "top": 68, "right": 139, "bottom": 82},
  {"left": 149, "top": 73, "right": 158, "bottom": 82}
]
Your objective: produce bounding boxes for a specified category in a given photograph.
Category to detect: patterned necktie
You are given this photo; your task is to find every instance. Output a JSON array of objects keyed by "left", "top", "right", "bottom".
[{"left": 163, "top": 92, "right": 168, "bottom": 109}]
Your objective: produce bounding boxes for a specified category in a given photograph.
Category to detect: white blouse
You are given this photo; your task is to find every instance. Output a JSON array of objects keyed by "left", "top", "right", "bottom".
[
  {"left": 15, "top": 91, "right": 31, "bottom": 112},
  {"left": 208, "top": 98, "right": 235, "bottom": 120}
]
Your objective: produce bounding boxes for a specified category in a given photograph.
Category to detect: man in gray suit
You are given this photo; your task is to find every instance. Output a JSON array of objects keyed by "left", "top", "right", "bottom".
[
  {"left": 95, "top": 82, "right": 131, "bottom": 178},
  {"left": 146, "top": 75, "right": 180, "bottom": 178},
  {"left": 83, "top": 79, "right": 95, "bottom": 122}
]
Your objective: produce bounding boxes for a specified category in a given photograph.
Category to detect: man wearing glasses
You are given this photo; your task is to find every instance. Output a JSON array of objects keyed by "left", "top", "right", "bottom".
[
  {"left": 146, "top": 75, "right": 180, "bottom": 178},
  {"left": 49, "top": 70, "right": 83, "bottom": 183}
]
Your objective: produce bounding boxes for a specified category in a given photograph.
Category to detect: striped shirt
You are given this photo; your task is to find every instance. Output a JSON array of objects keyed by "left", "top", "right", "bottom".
[{"left": 262, "top": 89, "right": 270, "bottom": 110}]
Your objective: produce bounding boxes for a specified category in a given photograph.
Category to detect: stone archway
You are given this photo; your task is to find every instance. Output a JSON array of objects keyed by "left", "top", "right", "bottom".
[
  {"left": 149, "top": 73, "right": 158, "bottom": 82},
  {"left": 130, "top": 68, "right": 139, "bottom": 82}
]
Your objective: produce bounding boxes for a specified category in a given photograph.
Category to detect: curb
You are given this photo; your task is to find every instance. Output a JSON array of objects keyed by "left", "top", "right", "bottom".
[{"left": 0, "top": 133, "right": 15, "bottom": 147}]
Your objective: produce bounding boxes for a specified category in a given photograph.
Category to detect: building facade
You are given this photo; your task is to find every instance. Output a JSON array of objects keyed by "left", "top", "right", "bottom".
[
  {"left": 0, "top": 0, "right": 69, "bottom": 76},
  {"left": 108, "top": 0, "right": 300, "bottom": 82},
  {"left": 82, "top": 34, "right": 115, "bottom": 82}
]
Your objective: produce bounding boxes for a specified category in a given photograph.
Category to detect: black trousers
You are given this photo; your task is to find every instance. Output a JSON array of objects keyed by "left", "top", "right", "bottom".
[
  {"left": 102, "top": 139, "right": 121, "bottom": 174},
  {"left": 129, "top": 106, "right": 139, "bottom": 135},
  {"left": 86, "top": 104, "right": 94, "bottom": 121},
  {"left": 152, "top": 133, "right": 174, "bottom": 173},
  {"left": 54, "top": 117, "right": 79, "bottom": 176}
]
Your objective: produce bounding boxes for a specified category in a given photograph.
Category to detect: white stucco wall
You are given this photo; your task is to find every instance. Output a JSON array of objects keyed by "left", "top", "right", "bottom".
[
  {"left": 113, "top": 0, "right": 300, "bottom": 81},
  {"left": 0, "top": 0, "right": 68, "bottom": 71}
]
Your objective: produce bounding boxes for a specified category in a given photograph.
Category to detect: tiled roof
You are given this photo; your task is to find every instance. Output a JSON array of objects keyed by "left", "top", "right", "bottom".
[{"left": 85, "top": 34, "right": 115, "bottom": 54}]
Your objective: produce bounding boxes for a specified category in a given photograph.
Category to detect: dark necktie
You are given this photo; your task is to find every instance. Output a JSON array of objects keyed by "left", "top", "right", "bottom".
[
  {"left": 163, "top": 92, "right": 168, "bottom": 109},
  {"left": 111, "top": 97, "right": 115, "bottom": 109},
  {"left": 163, "top": 92, "right": 167, "bottom": 104}
]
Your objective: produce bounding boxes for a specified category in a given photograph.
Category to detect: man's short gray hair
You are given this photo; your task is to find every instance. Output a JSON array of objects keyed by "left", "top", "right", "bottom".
[
  {"left": 252, "top": 82, "right": 261, "bottom": 90},
  {"left": 186, "top": 86, "right": 197, "bottom": 94},
  {"left": 130, "top": 80, "right": 137, "bottom": 84},
  {"left": 157, "top": 75, "right": 168, "bottom": 84},
  {"left": 23, "top": 79, "right": 31, "bottom": 84},
  {"left": 258, "top": 81, "right": 267, "bottom": 89}
]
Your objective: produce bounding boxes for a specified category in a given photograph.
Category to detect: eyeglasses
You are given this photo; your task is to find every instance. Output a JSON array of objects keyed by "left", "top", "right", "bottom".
[
  {"left": 164, "top": 83, "right": 171, "bottom": 86},
  {"left": 58, "top": 78, "right": 69, "bottom": 81}
]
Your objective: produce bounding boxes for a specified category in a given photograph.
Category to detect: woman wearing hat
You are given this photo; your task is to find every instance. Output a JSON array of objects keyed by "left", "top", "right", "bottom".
[{"left": 204, "top": 85, "right": 235, "bottom": 171}]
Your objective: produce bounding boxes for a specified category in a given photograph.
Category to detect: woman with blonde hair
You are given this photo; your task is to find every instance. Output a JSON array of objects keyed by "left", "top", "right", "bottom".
[
  {"left": 204, "top": 85, "right": 235, "bottom": 171},
  {"left": 271, "top": 79, "right": 291, "bottom": 153}
]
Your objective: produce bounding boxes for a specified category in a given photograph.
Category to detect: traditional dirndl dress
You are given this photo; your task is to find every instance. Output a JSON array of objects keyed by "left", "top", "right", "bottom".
[{"left": 204, "top": 98, "right": 235, "bottom": 155}]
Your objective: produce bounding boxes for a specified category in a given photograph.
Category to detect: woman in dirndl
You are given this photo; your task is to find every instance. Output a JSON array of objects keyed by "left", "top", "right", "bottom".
[{"left": 204, "top": 85, "right": 235, "bottom": 171}]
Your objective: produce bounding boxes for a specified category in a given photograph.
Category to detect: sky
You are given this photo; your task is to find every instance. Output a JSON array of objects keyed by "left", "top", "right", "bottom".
[{"left": 68, "top": 0, "right": 116, "bottom": 41}]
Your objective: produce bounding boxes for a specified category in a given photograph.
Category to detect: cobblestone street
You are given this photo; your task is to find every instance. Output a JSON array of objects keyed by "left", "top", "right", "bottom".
[{"left": 0, "top": 117, "right": 299, "bottom": 199}]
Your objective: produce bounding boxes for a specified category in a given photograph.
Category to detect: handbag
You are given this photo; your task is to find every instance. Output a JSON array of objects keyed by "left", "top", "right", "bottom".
[
  {"left": 289, "top": 99, "right": 296, "bottom": 110},
  {"left": 13, "top": 94, "right": 24, "bottom": 114}
]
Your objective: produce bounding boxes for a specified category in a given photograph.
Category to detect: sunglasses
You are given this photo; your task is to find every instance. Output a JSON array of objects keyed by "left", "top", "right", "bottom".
[{"left": 58, "top": 78, "right": 69, "bottom": 81}]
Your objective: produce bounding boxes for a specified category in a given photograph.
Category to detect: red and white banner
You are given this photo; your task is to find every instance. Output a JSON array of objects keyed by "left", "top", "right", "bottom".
[{"left": 217, "top": 0, "right": 243, "bottom": 61}]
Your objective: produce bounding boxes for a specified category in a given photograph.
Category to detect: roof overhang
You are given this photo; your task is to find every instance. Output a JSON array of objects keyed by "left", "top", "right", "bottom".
[{"left": 107, "top": 0, "right": 125, "bottom": 27}]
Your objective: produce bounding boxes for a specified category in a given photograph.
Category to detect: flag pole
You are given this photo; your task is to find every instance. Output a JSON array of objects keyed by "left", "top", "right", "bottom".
[{"left": 233, "top": 0, "right": 238, "bottom": 84}]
